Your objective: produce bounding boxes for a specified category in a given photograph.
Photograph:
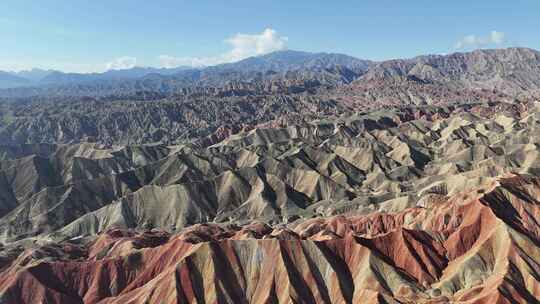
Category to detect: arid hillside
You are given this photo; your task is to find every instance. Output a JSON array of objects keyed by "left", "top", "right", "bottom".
[
  {"left": 1, "top": 99, "right": 540, "bottom": 303},
  {"left": 2, "top": 48, "right": 540, "bottom": 303}
]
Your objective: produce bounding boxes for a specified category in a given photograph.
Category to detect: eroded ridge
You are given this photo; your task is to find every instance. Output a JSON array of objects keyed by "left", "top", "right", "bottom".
[
  {"left": 2, "top": 101, "right": 540, "bottom": 303},
  {"left": 0, "top": 175, "right": 539, "bottom": 303}
]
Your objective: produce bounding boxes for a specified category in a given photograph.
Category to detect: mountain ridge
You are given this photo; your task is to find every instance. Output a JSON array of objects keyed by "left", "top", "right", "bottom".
[
  {"left": 0, "top": 72, "right": 30, "bottom": 89},
  {"left": 1, "top": 47, "right": 539, "bottom": 100},
  {"left": 0, "top": 50, "right": 367, "bottom": 90}
]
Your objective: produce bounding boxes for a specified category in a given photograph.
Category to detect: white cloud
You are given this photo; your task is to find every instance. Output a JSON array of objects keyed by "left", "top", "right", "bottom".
[
  {"left": 2, "top": 57, "right": 139, "bottom": 73},
  {"left": 224, "top": 28, "right": 288, "bottom": 62},
  {"left": 454, "top": 31, "right": 506, "bottom": 49},
  {"left": 1, "top": 61, "right": 103, "bottom": 74},
  {"left": 105, "top": 56, "right": 137, "bottom": 70},
  {"left": 3, "top": 29, "right": 287, "bottom": 73},
  {"left": 158, "top": 28, "right": 288, "bottom": 68},
  {"left": 157, "top": 55, "right": 221, "bottom": 68},
  {"left": 490, "top": 31, "right": 505, "bottom": 44}
]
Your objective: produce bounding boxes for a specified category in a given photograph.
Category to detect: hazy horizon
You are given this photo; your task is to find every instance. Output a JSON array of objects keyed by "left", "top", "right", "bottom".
[{"left": 4, "top": 46, "right": 540, "bottom": 76}]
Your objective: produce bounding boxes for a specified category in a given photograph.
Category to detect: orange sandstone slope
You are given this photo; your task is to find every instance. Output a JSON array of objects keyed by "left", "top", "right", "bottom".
[{"left": 1, "top": 174, "right": 540, "bottom": 303}]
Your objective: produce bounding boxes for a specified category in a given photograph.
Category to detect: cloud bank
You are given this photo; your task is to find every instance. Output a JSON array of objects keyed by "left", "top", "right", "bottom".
[
  {"left": 105, "top": 56, "right": 138, "bottom": 70},
  {"left": 159, "top": 28, "right": 288, "bottom": 68},
  {"left": 454, "top": 31, "right": 506, "bottom": 49}
]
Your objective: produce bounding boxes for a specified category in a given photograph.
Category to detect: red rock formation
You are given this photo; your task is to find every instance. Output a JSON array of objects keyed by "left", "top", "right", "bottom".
[{"left": 1, "top": 174, "right": 540, "bottom": 303}]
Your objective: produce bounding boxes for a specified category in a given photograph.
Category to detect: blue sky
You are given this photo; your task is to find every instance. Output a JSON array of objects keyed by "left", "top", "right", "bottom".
[{"left": 1, "top": 0, "right": 539, "bottom": 72}]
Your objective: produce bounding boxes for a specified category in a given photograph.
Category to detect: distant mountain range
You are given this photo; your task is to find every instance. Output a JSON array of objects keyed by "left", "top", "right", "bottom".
[
  {"left": 0, "top": 50, "right": 369, "bottom": 90},
  {"left": 0, "top": 71, "right": 31, "bottom": 89},
  {"left": 1, "top": 48, "right": 540, "bottom": 102},
  {"left": 210, "top": 50, "right": 371, "bottom": 72},
  {"left": 0, "top": 66, "right": 194, "bottom": 88},
  {"left": 39, "top": 66, "right": 194, "bottom": 85},
  {"left": 11, "top": 68, "right": 57, "bottom": 82}
]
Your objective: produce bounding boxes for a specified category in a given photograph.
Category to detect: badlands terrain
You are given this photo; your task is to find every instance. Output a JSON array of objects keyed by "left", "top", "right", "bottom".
[{"left": 1, "top": 48, "right": 540, "bottom": 303}]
